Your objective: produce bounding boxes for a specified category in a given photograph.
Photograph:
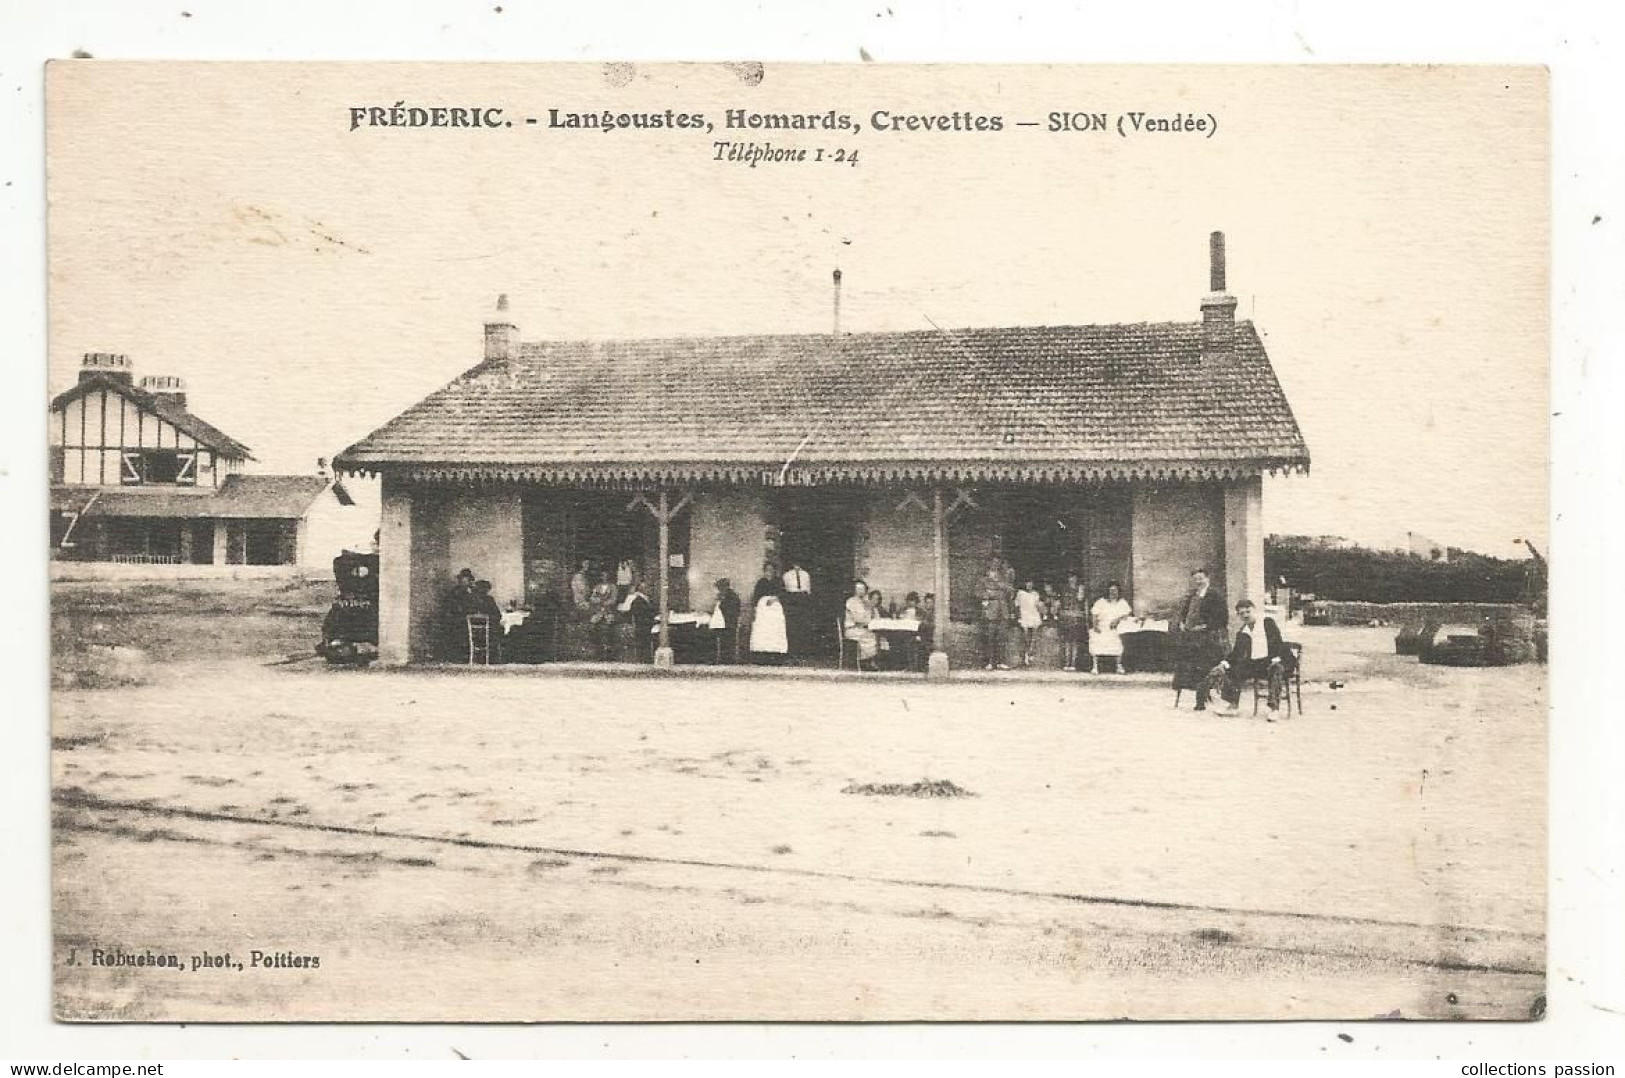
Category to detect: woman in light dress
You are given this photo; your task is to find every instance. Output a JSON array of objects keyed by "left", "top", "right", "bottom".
[
  {"left": 843, "top": 578, "right": 879, "bottom": 668},
  {"left": 749, "top": 588, "right": 789, "bottom": 662},
  {"left": 1015, "top": 579, "right": 1045, "bottom": 667},
  {"left": 1089, "top": 581, "right": 1133, "bottom": 674}
]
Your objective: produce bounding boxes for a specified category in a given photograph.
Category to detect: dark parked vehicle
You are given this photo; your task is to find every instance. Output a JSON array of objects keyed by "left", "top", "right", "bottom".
[
  {"left": 1418, "top": 611, "right": 1539, "bottom": 667},
  {"left": 1394, "top": 619, "right": 1442, "bottom": 656},
  {"left": 1419, "top": 632, "right": 1491, "bottom": 667},
  {"left": 316, "top": 551, "right": 379, "bottom": 665}
]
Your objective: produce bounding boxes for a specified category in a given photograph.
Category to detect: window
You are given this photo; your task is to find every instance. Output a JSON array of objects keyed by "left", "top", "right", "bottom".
[{"left": 120, "top": 450, "right": 197, "bottom": 486}]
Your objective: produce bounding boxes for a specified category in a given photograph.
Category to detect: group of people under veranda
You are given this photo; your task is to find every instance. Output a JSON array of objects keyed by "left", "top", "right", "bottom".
[
  {"left": 754, "top": 559, "right": 935, "bottom": 669},
  {"left": 834, "top": 576, "right": 934, "bottom": 671},
  {"left": 435, "top": 561, "right": 654, "bottom": 664},
  {"left": 436, "top": 557, "right": 1296, "bottom": 719},
  {"left": 436, "top": 569, "right": 507, "bottom": 657},
  {"left": 439, "top": 557, "right": 897, "bottom": 667},
  {"left": 972, "top": 557, "right": 1134, "bottom": 674}
]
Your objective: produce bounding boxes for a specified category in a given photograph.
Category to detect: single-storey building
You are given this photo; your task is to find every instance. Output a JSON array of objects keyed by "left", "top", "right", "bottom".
[
  {"left": 50, "top": 353, "right": 375, "bottom": 568},
  {"left": 335, "top": 233, "right": 1309, "bottom": 673}
]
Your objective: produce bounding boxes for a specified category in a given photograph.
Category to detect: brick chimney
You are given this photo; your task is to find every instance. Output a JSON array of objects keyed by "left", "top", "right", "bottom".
[
  {"left": 832, "top": 269, "right": 843, "bottom": 336},
  {"left": 139, "top": 374, "right": 187, "bottom": 410},
  {"left": 484, "top": 293, "right": 518, "bottom": 365},
  {"left": 78, "top": 352, "right": 134, "bottom": 386},
  {"left": 1200, "top": 231, "right": 1238, "bottom": 354}
]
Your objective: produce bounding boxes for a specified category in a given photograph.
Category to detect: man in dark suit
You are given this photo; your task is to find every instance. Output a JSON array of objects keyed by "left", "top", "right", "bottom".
[
  {"left": 780, "top": 560, "right": 812, "bottom": 656},
  {"left": 1201, "top": 598, "right": 1295, "bottom": 720},
  {"left": 709, "top": 577, "right": 742, "bottom": 664},
  {"left": 1174, "top": 567, "right": 1228, "bottom": 709},
  {"left": 617, "top": 581, "right": 655, "bottom": 663},
  {"left": 439, "top": 567, "right": 478, "bottom": 661}
]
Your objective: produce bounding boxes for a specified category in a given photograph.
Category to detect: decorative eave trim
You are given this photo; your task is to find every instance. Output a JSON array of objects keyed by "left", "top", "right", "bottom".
[{"left": 334, "top": 456, "right": 1311, "bottom": 486}]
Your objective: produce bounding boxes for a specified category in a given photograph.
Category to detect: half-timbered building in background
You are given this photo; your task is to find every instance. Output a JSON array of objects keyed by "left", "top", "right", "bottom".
[{"left": 50, "top": 353, "right": 370, "bottom": 567}]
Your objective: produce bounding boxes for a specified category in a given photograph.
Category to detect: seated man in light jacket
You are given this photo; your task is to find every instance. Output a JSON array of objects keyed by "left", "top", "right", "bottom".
[{"left": 1200, "top": 599, "right": 1295, "bottom": 721}]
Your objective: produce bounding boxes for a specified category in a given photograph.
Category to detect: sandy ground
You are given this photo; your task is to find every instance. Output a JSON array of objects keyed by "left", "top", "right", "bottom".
[{"left": 51, "top": 621, "right": 1546, "bottom": 1021}]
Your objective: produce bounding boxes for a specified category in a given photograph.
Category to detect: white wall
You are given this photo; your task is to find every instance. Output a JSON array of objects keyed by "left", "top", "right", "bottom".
[
  {"left": 857, "top": 489, "right": 935, "bottom": 606},
  {"left": 298, "top": 480, "right": 382, "bottom": 568},
  {"left": 444, "top": 488, "right": 525, "bottom": 608},
  {"left": 685, "top": 488, "right": 768, "bottom": 611},
  {"left": 378, "top": 479, "right": 415, "bottom": 666},
  {"left": 1223, "top": 475, "right": 1265, "bottom": 613},
  {"left": 1131, "top": 484, "right": 1225, "bottom": 618}
]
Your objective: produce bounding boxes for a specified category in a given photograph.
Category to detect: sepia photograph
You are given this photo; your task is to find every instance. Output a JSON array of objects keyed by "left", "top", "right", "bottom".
[{"left": 42, "top": 61, "right": 1551, "bottom": 1024}]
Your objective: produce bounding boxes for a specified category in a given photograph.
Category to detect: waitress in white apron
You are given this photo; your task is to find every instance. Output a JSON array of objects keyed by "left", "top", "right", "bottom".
[{"left": 749, "top": 592, "right": 789, "bottom": 664}]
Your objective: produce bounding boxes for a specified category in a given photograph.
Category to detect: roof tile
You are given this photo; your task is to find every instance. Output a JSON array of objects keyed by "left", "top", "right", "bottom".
[
  {"left": 336, "top": 321, "right": 1309, "bottom": 480},
  {"left": 77, "top": 475, "right": 330, "bottom": 520}
]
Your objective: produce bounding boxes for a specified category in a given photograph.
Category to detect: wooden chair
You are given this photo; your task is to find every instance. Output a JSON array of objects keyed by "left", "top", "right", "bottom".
[
  {"left": 1250, "top": 642, "right": 1305, "bottom": 716},
  {"left": 714, "top": 622, "right": 741, "bottom": 665},
  {"left": 619, "top": 622, "right": 650, "bottom": 665},
  {"left": 466, "top": 614, "right": 493, "bottom": 665},
  {"left": 836, "top": 618, "right": 866, "bottom": 672}
]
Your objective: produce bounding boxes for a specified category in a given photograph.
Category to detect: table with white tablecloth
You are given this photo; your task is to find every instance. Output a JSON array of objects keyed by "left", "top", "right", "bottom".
[
  {"left": 649, "top": 612, "right": 719, "bottom": 663},
  {"left": 868, "top": 616, "right": 925, "bottom": 670},
  {"left": 1116, "top": 617, "right": 1171, "bottom": 673}
]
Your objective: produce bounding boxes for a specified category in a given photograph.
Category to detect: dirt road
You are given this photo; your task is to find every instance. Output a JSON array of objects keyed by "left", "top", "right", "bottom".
[{"left": 51, "top": 626, "right": 1545, "bottom": 1021}]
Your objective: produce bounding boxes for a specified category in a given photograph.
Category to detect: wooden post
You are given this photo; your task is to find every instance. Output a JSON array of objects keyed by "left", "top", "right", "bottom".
[
  {"left": 928, "top": 486, "right": 951, "bottom": 679},
  {"left": 655, "top": 487, "right": 674, "bottom": 668},
  {"left": 629, "top": 487, "right": 690, "bottom": 670},
  {"left": 211, "top": 520, "right": 229, "bottom": 565}
]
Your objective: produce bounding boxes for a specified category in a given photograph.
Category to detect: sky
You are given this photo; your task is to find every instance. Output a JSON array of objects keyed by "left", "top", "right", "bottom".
[{"left": 46, "top": 63, "right": 1548, "bottom": 557}]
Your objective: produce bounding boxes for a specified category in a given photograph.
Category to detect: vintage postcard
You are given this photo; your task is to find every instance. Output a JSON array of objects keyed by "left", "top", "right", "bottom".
[{"left": 47, "top": 62, "right": 1548, "bottom": 1022}]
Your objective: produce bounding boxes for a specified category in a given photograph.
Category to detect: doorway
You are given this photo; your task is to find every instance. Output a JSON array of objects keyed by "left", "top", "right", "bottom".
[
  {"left": 522, "top": 490, "right": 675, "bottom": 608},
  {"left": 245, "top": 520, "right": 296, "bottom": 565},
  {"left": 771, "top": 488, "right": 859, "bottom": 658},
  {"left": 997, "top": 489, "right": 1083, "bottom": 592}
]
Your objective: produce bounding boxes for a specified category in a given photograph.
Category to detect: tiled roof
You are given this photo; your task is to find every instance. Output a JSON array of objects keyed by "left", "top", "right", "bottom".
[
  {"left": 336, "top": 321, "right": 1309, "bottom": 484},
  {"left": 77, "top": 475, "right": 331, "bottom": 520},
  {"left": 49, "top": 487, "right": 100, "bottom": 514},
  {"left": 51, "top": 374, "right": 255, "bottom": 460}
]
